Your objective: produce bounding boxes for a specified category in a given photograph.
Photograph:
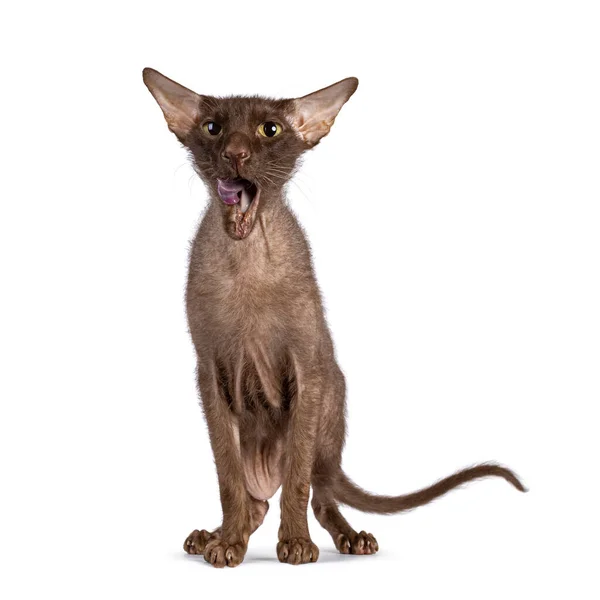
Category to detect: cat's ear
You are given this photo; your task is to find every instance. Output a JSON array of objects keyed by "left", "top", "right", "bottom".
[
  {"left": 143, "top": 68, "right": 201, "bottom": 140},
  {"left": 291, "top": 77, "right": 358, "bottom": 146}
]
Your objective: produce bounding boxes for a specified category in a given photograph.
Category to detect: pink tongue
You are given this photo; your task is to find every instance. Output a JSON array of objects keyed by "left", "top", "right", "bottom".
[{"left": 217, "top": 179, "right": 245, "bottom": 205}]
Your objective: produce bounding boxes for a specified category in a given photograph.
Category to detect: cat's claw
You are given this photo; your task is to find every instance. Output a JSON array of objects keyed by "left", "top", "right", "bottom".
[
  {"left": 277, "top": 538, "right": 319, "bottom": 565},
  {"left": 184, "top": 529, "right": 213, "bottom": 555},
  {"left": 203, "top": 538, "right": 247, "bottom": 568}
]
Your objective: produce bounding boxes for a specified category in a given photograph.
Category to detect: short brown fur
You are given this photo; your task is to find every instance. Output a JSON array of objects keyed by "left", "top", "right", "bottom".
[{"left": 142, "top": 68, "right": 525, "bottom": 568}]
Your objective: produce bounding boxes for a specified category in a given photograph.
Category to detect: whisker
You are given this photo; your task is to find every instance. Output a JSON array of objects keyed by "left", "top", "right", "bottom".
[
  {"left": 259, "top": 173, "right": 278, "bottom": 188},
  {"left": 263, "top": 170, "right": 314, "bottom": 207}
]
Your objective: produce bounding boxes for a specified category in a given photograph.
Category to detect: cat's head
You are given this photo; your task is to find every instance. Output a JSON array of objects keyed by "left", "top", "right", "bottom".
[{"left": 143, "top": 68, "right": 358, "bottom": 240}]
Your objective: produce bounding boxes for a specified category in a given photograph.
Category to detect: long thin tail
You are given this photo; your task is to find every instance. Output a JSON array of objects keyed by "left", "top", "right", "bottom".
[{"left": 334, "top": 462, "right": 526, "bottom": 514}]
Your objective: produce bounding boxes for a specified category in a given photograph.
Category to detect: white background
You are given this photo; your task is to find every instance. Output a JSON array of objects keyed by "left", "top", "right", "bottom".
[{"left": 1, "top": 1, "right": 599, "bottom": 598}]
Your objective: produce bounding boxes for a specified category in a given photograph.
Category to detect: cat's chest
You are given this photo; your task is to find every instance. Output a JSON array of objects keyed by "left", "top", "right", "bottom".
[
  {"left": 187, "top": 259, "right": 289, "bottom": 344},
  {"left": 192, "top": 237, "right": 289, "bottom": 308},
  {"left": 187, "top": 226, "right": 316, "bottom": 347},
  {"left": 199, "top": 264, "right": 281, "bottom": 313}
]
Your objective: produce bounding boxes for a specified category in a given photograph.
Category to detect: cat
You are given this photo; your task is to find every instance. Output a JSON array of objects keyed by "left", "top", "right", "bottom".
[{"left": 142, "top": 68, "right": 525, "bottom": 568}]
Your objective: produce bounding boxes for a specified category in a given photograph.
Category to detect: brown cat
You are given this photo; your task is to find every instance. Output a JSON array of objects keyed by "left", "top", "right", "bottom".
[{"left": 142, "top": 68, "right": 526, "bottom": 568}]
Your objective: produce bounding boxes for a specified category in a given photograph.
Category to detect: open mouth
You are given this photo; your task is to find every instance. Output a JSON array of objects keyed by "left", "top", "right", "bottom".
[{"left": 217, "top": 178, "right": 260, "bottom": 240}]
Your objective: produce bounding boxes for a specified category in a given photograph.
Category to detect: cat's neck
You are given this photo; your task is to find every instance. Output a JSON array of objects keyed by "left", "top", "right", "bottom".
[
  {"left": 189, "top": 189, "right": 317, "bottom": 304},
  {"left": 199, "top": 190, "right": 309, "bottom": 271}
]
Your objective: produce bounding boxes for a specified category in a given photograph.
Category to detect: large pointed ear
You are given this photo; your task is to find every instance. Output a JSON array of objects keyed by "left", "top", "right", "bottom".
[
  {"left": 291, "top": 77, "right": 358, "bottom": 146},
  {"left": 142, "top": 68, "right": 201, "bottom": 140}
]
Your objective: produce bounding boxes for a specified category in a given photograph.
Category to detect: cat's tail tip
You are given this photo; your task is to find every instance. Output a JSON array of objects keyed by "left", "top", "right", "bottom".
[
  {"left": 334, "top": 462, "right": 527, "bottom": 515},
  {"left": 499, "top": 464, "right": 528, "bottom": 493}
]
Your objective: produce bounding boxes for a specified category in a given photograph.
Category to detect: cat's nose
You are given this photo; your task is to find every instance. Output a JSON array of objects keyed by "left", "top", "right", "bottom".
[{"left": 222, "top": 133, "right": 251, "bottom": 166}]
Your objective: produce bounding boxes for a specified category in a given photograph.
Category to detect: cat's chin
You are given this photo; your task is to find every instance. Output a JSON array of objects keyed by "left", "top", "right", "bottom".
[{"left": 219, "top": 180, "right": 261, "bottom": 241}]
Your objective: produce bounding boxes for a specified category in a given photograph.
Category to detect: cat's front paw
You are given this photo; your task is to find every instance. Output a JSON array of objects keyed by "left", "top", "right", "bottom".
[
  {"left": 277, "top": 538, "right": 319, "bottom": 565},
  {"left": 203, "top": 537, "right": 247, "bottom": 568},
  {"left": 184, "top": 529, "right": 214, "bottom": 555}
]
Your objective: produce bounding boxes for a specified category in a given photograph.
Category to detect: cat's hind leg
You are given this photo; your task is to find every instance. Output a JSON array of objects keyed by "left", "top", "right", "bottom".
[
  {"left": 311, "top": 483, "right": 378, "bottom": 555},
  {"left": 311, "top": 366, "right": 378, "bottom": 555}
]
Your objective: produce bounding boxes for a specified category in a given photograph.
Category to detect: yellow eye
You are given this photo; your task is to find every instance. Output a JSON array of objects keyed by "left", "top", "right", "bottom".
[
  {"left": 258, "top": 121, "right": 282, "bottom": 138},
  {"left": 202, "top": 121, "right": 222, "bottom": 136}
]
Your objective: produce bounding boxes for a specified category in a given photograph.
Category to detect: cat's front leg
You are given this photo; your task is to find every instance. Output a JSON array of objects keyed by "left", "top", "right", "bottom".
[
  {"left": 191, "top": 363, "right": 251, "bottom": 568},
  {"left": 277, "top": 363, "right": 321, "bottom": 565}
]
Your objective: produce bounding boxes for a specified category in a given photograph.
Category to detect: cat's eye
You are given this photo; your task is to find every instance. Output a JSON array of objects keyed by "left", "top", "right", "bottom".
[
  {"left": 258, "top": 122, "right": 282, "bottom": 138},
  {"left": 202, "top": 121, "right": 222, "bottom": 136}
]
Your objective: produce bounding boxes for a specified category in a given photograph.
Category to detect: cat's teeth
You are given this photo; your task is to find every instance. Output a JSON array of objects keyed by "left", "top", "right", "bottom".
[{"left": 240, "top": 188, "right": 252, "bottom": 213}]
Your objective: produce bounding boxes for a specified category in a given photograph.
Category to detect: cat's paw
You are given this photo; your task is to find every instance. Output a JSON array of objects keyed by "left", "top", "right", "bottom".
[
  {"left": 203, "top": 538, "right": 247, "bottom": 568},
  {"left": 277, "top": 538, "right": 319, "bottom": 565},
  {"left": 335, "top": 531, "right": 378, "bottom": 555},
  {"left": 183, "top": 529, "right": 215, "bottom": 555}
]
